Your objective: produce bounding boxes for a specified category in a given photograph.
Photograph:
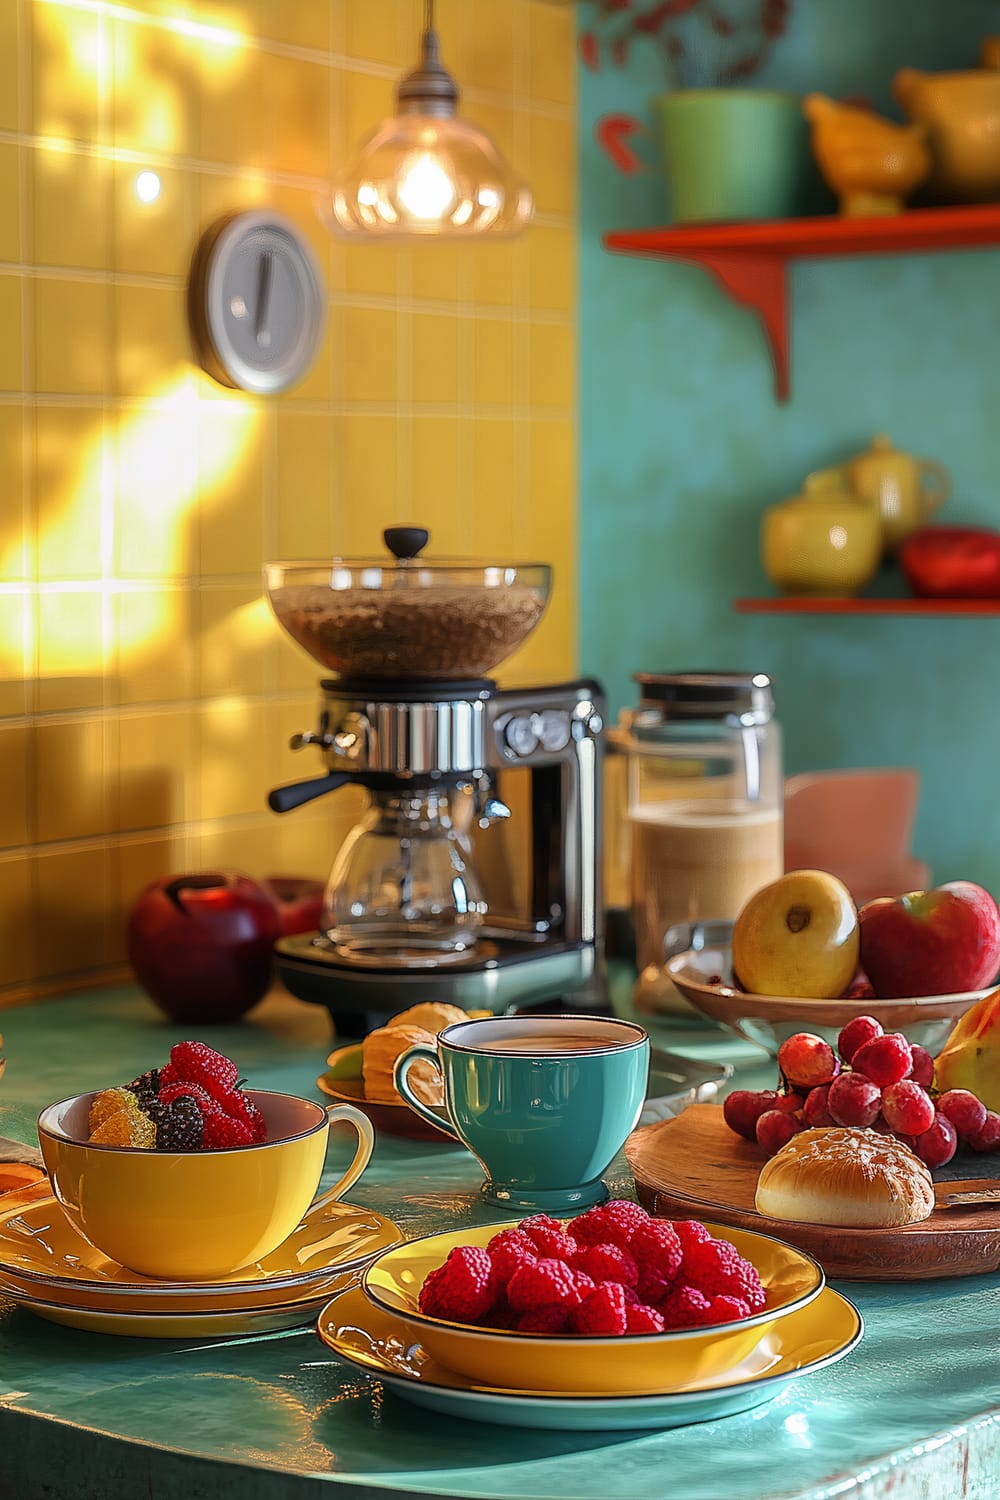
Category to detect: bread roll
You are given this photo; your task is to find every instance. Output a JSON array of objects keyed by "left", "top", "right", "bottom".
[
  {"left": 362, "top": 1024, "right": 443, "bottom": 1106},
  {"left": 388, "top": 1002, "right": 467, "bottom": 1035},
  {"left": 755, "top": 1127, "right": 935, "bottom": 1228}
]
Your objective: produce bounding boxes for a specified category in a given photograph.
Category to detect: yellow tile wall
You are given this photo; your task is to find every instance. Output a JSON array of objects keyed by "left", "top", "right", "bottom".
[{"left": 0, "top": 0, "right": 577, "bottom": 1005}]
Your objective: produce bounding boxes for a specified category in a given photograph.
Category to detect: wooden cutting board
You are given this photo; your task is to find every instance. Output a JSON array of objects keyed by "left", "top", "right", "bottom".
[{"left": 625, "top": 1104, "right": 1000, "bottom": 1281}]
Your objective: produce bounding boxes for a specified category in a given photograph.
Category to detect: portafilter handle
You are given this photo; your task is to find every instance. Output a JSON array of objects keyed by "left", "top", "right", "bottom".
[{"left": 267, "top": 773, "right": 352, "bottom": 814}]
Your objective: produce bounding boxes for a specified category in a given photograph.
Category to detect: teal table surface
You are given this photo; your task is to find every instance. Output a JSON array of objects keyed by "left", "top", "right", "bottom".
[{"left": 1, "top": 983, "right": 999, "bottom": 1500}]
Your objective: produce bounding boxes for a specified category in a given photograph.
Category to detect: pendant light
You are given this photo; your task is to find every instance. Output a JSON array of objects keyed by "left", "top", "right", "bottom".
[{"left": 328, "top": 0, "right": 534, "bottom": 239}]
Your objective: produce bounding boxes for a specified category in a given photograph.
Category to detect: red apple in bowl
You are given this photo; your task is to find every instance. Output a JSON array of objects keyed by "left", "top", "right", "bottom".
[
  {"left": 859, "top": 881, "right": 1000, "bottom": 999},
  {"left": 126, "top": 871, "right": 283, "bottom": 1023},
  {"left": 261, "top": 875, "right": 325, "bottom": 937}
]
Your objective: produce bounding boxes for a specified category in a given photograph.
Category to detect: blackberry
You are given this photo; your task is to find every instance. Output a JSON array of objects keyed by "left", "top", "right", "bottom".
[
  {"left": 126, "top": 1069, "right": 161, "bottom": 1113},
  {"left": 155, "top": 1094, "right": 205, "bottom": 1152}
]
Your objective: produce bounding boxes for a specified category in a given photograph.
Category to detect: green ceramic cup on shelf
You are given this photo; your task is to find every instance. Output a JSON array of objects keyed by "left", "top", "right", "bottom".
[
  {"left": 658, "top": 89, "right": 814, "bottom": 223},
  {"left": 394, "top": 1014, "right": 650, "bottom": 1213}
]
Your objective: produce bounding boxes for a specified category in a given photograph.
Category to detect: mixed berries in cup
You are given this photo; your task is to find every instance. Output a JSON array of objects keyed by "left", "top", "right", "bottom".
[
  {"left": 417, "top": 1201, "right": 766, "bottom": 1336},
  {"left": 87, "top": 1041, "right": 267, "bottom": 1151}
]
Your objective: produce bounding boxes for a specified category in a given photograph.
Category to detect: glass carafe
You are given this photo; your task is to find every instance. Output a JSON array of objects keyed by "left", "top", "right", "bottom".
[
  {"left": 622, "top": 672, "right": 783, "bottom": 1013},
  {"left": 322, "top": 786, "right": 486, "bottom": 962}
]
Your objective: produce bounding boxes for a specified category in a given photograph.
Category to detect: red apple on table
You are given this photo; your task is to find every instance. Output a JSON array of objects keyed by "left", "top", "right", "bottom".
[
  {"left": 858, "top": 881, "right": 1000, "bottom": 999},
  {"left": 262, "top": 875, "right": 325, "bottom": 937},
  {"left": 126, "top": 871, "right": 283, "bottom": 1023}
]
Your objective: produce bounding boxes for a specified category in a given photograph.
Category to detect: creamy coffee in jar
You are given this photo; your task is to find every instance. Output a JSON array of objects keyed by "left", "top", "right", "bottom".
[{"left": 621, "top": 673, "right": 783, "bottom": 1014}]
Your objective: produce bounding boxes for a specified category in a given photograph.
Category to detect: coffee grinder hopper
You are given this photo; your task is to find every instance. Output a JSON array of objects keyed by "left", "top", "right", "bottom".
[{"left": 262, "top": 527, "right": 604, "bottom": 1031}]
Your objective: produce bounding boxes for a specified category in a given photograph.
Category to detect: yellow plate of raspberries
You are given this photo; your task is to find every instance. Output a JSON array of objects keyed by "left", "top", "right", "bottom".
[{"left": 361, "top": 1212, "right": 825, "bottom": 1396}]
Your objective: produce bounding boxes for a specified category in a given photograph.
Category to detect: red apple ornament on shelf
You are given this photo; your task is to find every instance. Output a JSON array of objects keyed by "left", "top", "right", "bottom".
[
  {"left": 859, "top": 881, "right": 1000, "bottom": 999},
  {"left": 126, "top": 871, "right": 283, "bottom": 1024}
]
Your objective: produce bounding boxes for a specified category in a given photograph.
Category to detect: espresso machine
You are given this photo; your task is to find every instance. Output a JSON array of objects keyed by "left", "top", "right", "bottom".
[{"left": 264, "top": 527, "right": 606, "bottom": 1034}]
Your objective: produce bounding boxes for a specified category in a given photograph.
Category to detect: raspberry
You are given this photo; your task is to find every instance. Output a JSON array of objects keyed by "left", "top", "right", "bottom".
[
  {"left": 659, "top": 1284, "right": 714, "bottom": 1329},
  {"left": 681, "top": 1238, "right": 743, "bottom": 1294},
  {"left": 569, "top": 1282, "right": 628, "bottom": 1335},
  {"left": 569, "top": 1268, "right": 595, "bottom": 1299},
  {"left": 636, "top": 1265, "right": 675, "bottom": 1306},
  {"left": 625, "top": 1303, "right": 666, "bottom": 1334},
  {"left": 90, "top": 1107, "right": 156, "bottom": 1149},
  {"left": 486, "top": 1229, "right": 537, "bottom": 1287},
  {"left": 483, "top": 1301, "right": 520, "bottom": 1329},
  {"left": 200, "top": 1101, "right": 254, "bottom": 1149},
  {"left": 630, "top": 1220, "right": 683, "bottom": 1280},
  {"left": 709, "top": 1256, "right": 766, "bottom": 1313},
  {"left": 573, "top": 1242, "right": 640, "bottom": 1288},
  {"left": 671, "top": 1220, "right": 711, "bottom": 1251},
  {"left": 524, "top": 1225, "right": 578, "bottom": 1261},
  {"left": 227, "top": 1091, "right": 267, "bottom": 1144},
  {"left": 419, "top": 1246, "right": 499, "bottom": 1322},
  {"left": 158, "top": 1080, "right": 212, "bottom": 1109},
  {"left": 603, "top": 1200, "right": 650, "bottom": 1240},
  {"left": 570, "top": 1201, "right": 647, "bottom": 1250},
  {"left": 708, "top": 1295, "right": 751, "bottom": 1323},
  {"left": 518, "top": 1214, "right": 566, "bottom": 1245},
  {"left": 159, "top": 1041, "right": 240, "bottom": 1104},
  {"left": 506, "top": 1257, "right": 586, "bottom": 1313},
  {"left": 517, "top": 1303, "right": 571, "bottom": 1333},
  {"left": 154, "top": 1094, "right": 205, "bottom": 1151}
]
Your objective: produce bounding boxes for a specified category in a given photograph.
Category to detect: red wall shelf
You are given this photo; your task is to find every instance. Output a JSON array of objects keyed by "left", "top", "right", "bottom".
[
  {"left": 736, "top": 597, "right": 1000, "bottom": 615},
  {"left": 604, "top": 204, "right": 1000, "bottom": 400}
]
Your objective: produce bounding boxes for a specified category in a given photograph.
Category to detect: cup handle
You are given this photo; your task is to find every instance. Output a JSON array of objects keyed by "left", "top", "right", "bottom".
[
  {"left": 308, "top": 1104, "right": 376, "bottom": 1216},
  {"left": 919, "top": 458, "right": 950, "bottom": 518},
  {"left": 394, "top": 1044, "right": 460, "bottom": 1141}
]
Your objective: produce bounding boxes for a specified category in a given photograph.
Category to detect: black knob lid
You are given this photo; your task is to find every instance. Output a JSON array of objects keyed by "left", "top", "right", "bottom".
[{"left": 384, "top": 526, "right": 429, "bottom": 560}]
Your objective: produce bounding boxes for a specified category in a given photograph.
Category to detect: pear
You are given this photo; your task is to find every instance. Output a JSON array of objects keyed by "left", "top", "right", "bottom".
[
  {"left": 732, "top": 869, "right": 859, "bottom": 999},
  {"left": 933, "top": 988, "right": 1000, "bottom": 1110}
]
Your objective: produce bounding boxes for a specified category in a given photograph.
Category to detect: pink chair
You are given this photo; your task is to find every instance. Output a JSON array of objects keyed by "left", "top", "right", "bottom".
[{"left": 783, "top": 768, "right": 931, "bottom": 907}]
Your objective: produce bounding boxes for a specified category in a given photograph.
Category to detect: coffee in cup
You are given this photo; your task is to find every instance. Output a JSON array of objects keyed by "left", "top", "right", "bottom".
[{"left": 394, "top": 1015, "right": 650, "bottom": 1212}]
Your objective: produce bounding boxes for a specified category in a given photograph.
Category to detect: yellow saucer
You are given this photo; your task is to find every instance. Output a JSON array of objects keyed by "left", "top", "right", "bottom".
[
  {"left": 0, "top": 1262, "right": 361, "bottom": 1316},
  {"left": 0, "top": 1194, "right": 402, "bottom": 1302},
  {"left": 8, "top": 1284, "right": 340, "bottom": 1339},
  {"left": 317, "top": 1284, "right": 862, "bottom": 1413}
]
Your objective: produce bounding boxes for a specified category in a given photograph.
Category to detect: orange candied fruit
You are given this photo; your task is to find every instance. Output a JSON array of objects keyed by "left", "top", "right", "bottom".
[{"left": 89, "top": 1108, "right": 156, "bottom": 1149}]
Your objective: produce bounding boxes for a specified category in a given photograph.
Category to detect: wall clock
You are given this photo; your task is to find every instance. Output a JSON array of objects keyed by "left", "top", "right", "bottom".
[{"left": 188, "top": 211, "right": 326, "bottom": 394}]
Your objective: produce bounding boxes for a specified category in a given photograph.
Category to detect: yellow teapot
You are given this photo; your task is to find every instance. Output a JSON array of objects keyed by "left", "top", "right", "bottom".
[
  {"left": 762, "top": 471, "right": 881, "bottom": 597},
  {"left": 814, "top": 435, "right": 950, "bottom": 555},
  {"left": 893, "top": 65, "right": 1000, "bottom": 202}
]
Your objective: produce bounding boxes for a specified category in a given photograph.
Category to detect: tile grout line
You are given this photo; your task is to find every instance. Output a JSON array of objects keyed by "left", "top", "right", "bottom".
[{"left": 15, "top": 0, "right": 39, "bottom": 988}]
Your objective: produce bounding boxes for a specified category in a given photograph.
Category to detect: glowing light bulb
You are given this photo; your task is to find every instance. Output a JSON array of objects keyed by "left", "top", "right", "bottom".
[
  {"left": 135, "top": 171, "right": 161, "bottom": 203},
  {"left": 397, "top": 153, "right": 457, "bottom": 221}
]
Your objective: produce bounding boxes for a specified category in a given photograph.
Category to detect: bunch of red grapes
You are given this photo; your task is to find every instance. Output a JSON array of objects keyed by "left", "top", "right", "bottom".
[{"left": 723, "top": 1014, "right": 1000, "bottom": 1168}]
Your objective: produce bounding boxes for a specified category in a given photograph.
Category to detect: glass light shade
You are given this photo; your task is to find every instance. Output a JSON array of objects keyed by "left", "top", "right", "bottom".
[{"left": 328, "top": 112, "right": 534, "bottom": 239}]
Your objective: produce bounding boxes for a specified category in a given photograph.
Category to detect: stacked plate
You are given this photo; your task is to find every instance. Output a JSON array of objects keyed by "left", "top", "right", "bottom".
[
  {"left": 0, "top": 1191, "right": 402, "bottom": 1338},
  {"left": 316, "top": 1220, "right": 863, "bottom": 1431}
]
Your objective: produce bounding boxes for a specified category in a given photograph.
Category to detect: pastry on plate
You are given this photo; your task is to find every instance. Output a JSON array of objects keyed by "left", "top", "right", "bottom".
[
  {"left": 362, "top": 1024, "right": 443, "bottom": 1107},
  {"left": 388, "top": 1002, "right": 468, "bottom": 1035},
  {"left": 755, "top": 1126, "right": 935, "bottom": 1228}
]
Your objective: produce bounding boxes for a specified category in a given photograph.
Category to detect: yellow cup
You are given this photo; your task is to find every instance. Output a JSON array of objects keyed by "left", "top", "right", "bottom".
[{"left": 37, "top": 1090, "right": 374, "bottom": 1280}]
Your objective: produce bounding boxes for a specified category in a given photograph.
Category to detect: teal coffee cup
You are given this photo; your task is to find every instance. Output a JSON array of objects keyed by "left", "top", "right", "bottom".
[{"left": 394, "top": 1015, "right": 650, "bottom": 1213}]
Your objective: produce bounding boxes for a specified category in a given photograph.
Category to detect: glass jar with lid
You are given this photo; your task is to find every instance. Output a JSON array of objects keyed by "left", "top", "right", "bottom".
[{"left": 621, "top": 671, "right": 783, "bottom": 1013}]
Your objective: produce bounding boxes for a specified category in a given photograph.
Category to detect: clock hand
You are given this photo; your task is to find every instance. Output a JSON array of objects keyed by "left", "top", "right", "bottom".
[{"left": 255, "top": 250, "right": 274, "bottom": 349}]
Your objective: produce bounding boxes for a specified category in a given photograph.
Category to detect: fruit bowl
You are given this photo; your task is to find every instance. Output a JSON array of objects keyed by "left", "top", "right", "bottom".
[
  {"left": 360, "top": 1220, "right": 824, "bottom": 1396},
  {"left": 665, "top": 921, "right": 991, "bottom": 1058}
]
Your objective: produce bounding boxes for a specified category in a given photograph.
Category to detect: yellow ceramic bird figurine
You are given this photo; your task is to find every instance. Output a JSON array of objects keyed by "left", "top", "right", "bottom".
[{"left": 803, "top": 93, "right": 931, "bottom": 216}]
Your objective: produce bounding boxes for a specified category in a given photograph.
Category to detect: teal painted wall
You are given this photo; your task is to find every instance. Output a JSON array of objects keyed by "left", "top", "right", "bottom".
[{"left": 579, "top": 0, "right": 1000, "bottom": 892}]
